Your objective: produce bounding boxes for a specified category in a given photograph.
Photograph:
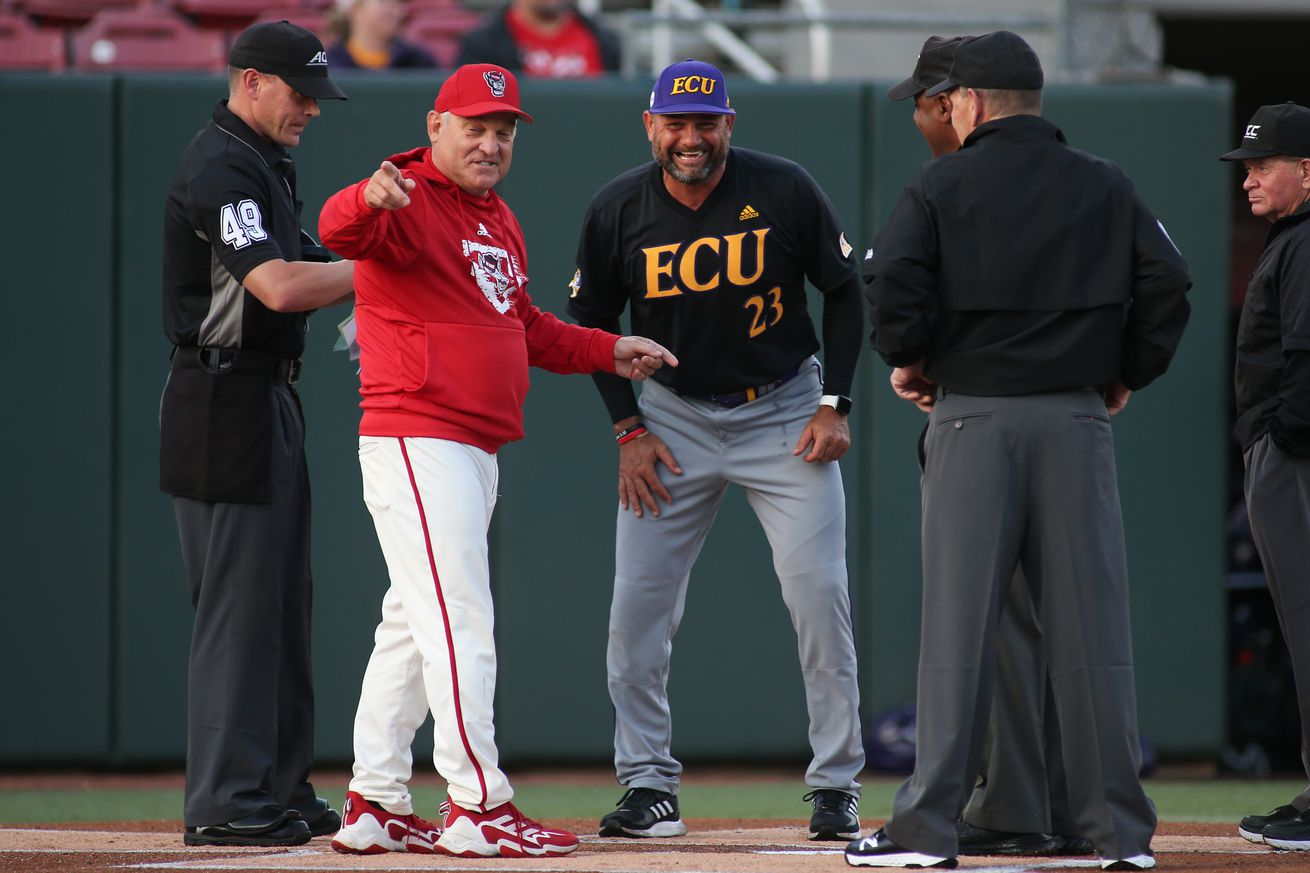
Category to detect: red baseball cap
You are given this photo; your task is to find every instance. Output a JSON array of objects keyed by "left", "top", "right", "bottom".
[{"left": 434, "top": 64, "right": 533, "bottom": 123}]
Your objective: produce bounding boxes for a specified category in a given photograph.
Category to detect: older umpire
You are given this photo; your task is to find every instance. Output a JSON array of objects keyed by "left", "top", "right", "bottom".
[
  {"left": 1224, "top": 102, "right": 1310, "bottom": 852},
  {"left": 846, "top": 31, "right": 1191, "bottom": 870},
  {"left": 161, "top": 21, "right": 353, "bottom": 846}
]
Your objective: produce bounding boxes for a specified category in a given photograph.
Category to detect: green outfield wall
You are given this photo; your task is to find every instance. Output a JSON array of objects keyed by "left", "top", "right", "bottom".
[{"left": 0, "top": 72, "right": 1230, "bottom": 766}]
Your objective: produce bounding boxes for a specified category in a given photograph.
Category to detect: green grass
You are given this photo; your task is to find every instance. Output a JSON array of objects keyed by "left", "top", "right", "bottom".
[{"left": 0, "top": 778, "right": 1304, "bottom": 825}]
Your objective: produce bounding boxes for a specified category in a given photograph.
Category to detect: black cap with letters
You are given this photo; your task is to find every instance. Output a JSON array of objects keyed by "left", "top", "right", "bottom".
[
  {"left": 924, "top": 30, "right": 1043, "bottom": 97},
  {"left": 228, "top": 20, "right": 347, "bottom": 101},
  {"left": 1219, "top": 102, "right": 1310, "bottom": 161},
  {"left": 888, "top": 35, "right": 969, "bottom": 102}
]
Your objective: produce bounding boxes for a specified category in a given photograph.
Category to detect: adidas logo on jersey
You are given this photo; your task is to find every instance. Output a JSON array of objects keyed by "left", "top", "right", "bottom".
[
  {"left": 738, "top": 204, "right": 760, "bottom": 221},
  {"left": 477, "top": 222, "right": 491, "bottom": 237}
]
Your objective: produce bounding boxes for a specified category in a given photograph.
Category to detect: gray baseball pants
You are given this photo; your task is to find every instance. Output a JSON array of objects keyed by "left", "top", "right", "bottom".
[
  {"left": 964, "top": 568, "right": 1075, "bottom": 835},
  {"left": 884, "top": 390, "right": 1155, "bottom": 860},
  {"left": 1244, "top": 432, "right": 1310, "bottom": 811},
  {"left": 607, "top": 360, "right": 865, "bottom": 795}
]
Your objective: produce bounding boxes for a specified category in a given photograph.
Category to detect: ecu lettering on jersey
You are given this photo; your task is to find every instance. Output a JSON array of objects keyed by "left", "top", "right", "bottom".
[{"left": 641, "top": 228, "right": 771, "bottom": 299}]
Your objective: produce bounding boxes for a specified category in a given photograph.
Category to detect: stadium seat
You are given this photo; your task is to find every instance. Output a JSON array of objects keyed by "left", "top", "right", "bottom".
[
  {"left": 247, "top": 7, "right": 325, "bottom": 37},
  {"left": 72, "top": 6, "right": 226, "bottom": 71},
  {"left": 0, "top": 10, "right": 66, "bottom": 69},
  {"left": 22, "top": 0, "right": 134, "bottom": 26},
  {"left": 172, "top": 0, "right": 307, "bottom": 31},
  {"left": 404, "top": 8, "right": 476, "bottom": 68}
]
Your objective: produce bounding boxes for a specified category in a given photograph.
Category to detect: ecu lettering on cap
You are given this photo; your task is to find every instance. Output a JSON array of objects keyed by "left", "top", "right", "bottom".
[
  {"left": 670, "top": 75, "right": 717, "bottom": 95},
  {"left": 641, "top": 228, "right": 770, "bottom": 299}
]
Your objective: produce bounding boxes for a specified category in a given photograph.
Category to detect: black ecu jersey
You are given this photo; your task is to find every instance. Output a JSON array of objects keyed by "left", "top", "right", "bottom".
[
  {"left": 162, "top": 100, "right": 314, "bottom": 359},
  {"left": 567, "top": 147, "right": 858, "bottom": 417}
]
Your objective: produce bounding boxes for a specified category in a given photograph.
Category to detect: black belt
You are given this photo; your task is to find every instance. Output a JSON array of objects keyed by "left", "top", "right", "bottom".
[
  {"left": 686, "top": 365, "right": 802, "bottom": 408},
  {"left": 182, "top": 346, "right": 302, "bottom": 385}
]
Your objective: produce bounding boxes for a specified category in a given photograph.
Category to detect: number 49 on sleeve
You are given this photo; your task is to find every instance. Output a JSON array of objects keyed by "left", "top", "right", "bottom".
[{"left": 219, "top": 199, "right": 268, "bottom": 249}]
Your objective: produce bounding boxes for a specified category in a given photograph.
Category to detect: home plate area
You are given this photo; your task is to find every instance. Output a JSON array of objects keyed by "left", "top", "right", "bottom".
[{"left": 0, "top": 822, "right": 1299, "bottom": 872}]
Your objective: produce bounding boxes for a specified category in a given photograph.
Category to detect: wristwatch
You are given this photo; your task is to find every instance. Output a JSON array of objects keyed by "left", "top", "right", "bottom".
[{"left": 819, "top": 394, "right": 852, "bottom": 416}]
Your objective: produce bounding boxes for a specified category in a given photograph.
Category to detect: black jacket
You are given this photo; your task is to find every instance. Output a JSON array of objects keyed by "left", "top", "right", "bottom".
[
  {"left": 454, "top": 3, "right": 620, "bottom": 72},
  {"left": 1235, "top": 201, "right": 1310, "bottom": 455},
  {"left": 865, "top": 114, "right": 1191, "bottom": 395}
]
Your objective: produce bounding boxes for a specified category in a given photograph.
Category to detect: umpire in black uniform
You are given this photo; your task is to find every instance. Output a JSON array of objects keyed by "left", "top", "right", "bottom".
[
  {"left": 161, "top": 21, "right": 354, "bottom": 846},
  {"left": 846, "top": 31, "right": 1190, "bottom": 870},
  {"left": 1223, "top": 103, "right": 1310, "bottom": 852}
]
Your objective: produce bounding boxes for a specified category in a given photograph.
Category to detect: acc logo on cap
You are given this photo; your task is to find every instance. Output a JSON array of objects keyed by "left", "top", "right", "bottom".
[
  {"left": 670, "top": 75, "right": 716, "bottom": 96},
  {"left": 307, "top": 50, "right": 327, "bottom": 66},
  {"left": 484, "top": 70, "right": 507, "bottom": 97},
  {"left": 1245, "top": 124, "right": 1262, "bottom": 139}
]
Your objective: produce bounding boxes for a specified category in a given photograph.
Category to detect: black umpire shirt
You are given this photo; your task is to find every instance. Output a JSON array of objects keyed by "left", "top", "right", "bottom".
[
  {"left": 567, "top": 147, "right": 863, "bottom": 422},
  {"left": 160, "top": 100, "right": 313, "bottom": 503},
  {"left": 865, "top": 114, "right": 1191, "bottom": 394},
  {"left": 1235, "top": 201, "right": 1310, "bottom": 456}
]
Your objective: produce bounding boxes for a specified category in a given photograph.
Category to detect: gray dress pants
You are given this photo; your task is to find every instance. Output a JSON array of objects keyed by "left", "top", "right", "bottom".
[
  {"left": 172, "top": 384, "right": 318, "bottom": 827},
  {"left": 606, "top": 361, "right": 865, "bottom": 795},
  {"left": 884, "top": 390, "right": 1155, "bottom": 859},
  {"left": 1244, "top": 432, "right": 1310, "bottom": 811}
]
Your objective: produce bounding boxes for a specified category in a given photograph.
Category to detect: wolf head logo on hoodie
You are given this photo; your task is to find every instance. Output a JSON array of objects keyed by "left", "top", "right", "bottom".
[{"left": 462, "top": 239, "right": 522, "bottom": 314}]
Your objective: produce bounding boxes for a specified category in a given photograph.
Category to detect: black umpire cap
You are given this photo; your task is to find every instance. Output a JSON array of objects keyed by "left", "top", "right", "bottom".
[
  {"left": 888, "top": 35, "right": 970, "bottom": 102},
  {"left": 229, "top": 20, "right": 348, "bottom": 100},
  {"left": 1219, "top": 102, "right": 1310, "bottom": 161},
  {"left": 925, "top": 30, "right": 1043, "bottom": 97}
]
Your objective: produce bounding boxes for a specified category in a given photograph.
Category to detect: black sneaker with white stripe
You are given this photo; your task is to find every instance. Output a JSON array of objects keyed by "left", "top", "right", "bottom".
[
  {"left": 805, "top": 789, "right": 861, "bottom": 840},
  {"left": 846, "top": 828, "right": 957, "bottom": 868},
  {"left": 598, "top": 787, "right": 688, "bottom": 837}
]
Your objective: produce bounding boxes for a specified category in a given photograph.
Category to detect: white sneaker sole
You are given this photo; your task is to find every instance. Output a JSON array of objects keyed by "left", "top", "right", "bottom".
[
  {"left": 619, "top": 820, "right": 688, "bottom": 838},
  {"left": 1238, "top": 827, "right": 1265, "bottom": 844},
  {"left": 331, "top": 816, "right": 404, "bottom": 855},
  {"left": 845, "top": 849, "right": 954, "bottom": 867},
  {"left": 1265, "top": 837, "right": 1310, "bottom": 851}
]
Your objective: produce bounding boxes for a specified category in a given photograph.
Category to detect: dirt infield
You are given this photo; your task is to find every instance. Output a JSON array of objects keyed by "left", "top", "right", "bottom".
[{"left": 1, "top": 819, "right": 1302, "bottom": 873}]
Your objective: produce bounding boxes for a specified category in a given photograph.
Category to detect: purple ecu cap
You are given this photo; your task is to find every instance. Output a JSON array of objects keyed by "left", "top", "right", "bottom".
[
  {"left": 229, "top": 20, "right": 347, "bottom": 100},
  {"left": 649, "top": 59, "right": 735, "bottom": 115},
  {"left": 887, "top": 35, "right": 969, "bottom": 102},
  {"left": 1219, "top": 102, "right": 1310, "bottom": 161},
  {"left": 924, "top": 30, "right": 1043, "bottom": 97}
]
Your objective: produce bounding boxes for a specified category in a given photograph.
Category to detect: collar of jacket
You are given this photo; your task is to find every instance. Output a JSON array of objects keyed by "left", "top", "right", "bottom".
[
  {"left": 212, "top": 100, "right": 291, "bottom": 171},
  {"left": 1266, "top": 198, "right": 1310, "bottom": 245},
  {"left": 962, "top": 113, "right": 1067, "bottom": 150}
]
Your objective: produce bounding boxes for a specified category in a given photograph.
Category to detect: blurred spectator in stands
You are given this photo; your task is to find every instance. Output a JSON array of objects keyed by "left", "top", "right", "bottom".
[
  {"left": 326, "top": 0, "right": 435, "bottom": 69},
  {"left": 455, "top": 0, "right": 618, "bottom": 78}
]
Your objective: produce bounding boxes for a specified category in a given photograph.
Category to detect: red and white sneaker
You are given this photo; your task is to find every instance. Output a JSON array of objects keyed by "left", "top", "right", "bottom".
[
  {"left": 330, "top": 791, "right": 441, "bottom": 855},
  {"left": 436, "top": 798, "right": 580, "bottom": 858}
]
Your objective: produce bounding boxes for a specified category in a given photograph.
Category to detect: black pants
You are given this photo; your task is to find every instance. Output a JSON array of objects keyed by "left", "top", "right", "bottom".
[
  {"left": 172, "top": 384, "right": 317, "bottom": 827},
  {"left": 1245, "top": 432, "right": 1310, "bottom": 812}
]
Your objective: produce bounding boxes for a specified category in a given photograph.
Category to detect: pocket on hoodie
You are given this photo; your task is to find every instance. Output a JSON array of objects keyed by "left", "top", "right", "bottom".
[{"left": 415, "top": 321, "right": 530, "bottom": 416}]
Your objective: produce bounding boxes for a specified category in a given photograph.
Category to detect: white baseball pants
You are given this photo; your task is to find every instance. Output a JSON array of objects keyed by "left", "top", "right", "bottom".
[{"left": 348, "top": 435, "right": 512, "bottom": 813}]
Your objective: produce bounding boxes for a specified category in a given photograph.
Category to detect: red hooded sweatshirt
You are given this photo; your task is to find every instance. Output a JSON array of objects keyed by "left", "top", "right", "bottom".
[{"left": 319, "top": 146, "right": 619, "bottom": 453}]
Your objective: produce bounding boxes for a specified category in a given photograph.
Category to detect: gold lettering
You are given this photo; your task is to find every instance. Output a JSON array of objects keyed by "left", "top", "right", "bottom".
[
  {"left": 678, "top": 237, "right": 721, "bottom": 293},
  {"left": 724, "top": 228, "right": 770, "bottom": 286},
  {"left": 642, "top": 243, "right": 682, "bottom": 298},
  {"left": 701, "top": 78, "right": 716, "bottom": 94},
  {"left": 670, "top": 76, "right": 688, "bottom": 95}
]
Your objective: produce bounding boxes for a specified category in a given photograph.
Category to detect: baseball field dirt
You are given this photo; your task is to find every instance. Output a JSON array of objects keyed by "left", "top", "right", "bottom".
[{"left": 0, "top": 819, "right": 1302, "bottom": 872}]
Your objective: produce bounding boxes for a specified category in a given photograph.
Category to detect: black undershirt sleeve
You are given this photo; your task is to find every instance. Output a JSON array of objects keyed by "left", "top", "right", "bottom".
[{"left": 819, "top": 272, "right": 863, "bottom": 396}]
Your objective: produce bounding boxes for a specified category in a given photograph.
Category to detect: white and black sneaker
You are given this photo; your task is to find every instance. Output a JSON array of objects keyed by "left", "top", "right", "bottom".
[
  {"left": 598, "top": 787, "right": 688, "bottom": 837},
  {"left": 805, "top": 789, "right": 861, "bottom": 840},
  {"left": 845, "top": 828, "right": 957, "bottom": 868}
]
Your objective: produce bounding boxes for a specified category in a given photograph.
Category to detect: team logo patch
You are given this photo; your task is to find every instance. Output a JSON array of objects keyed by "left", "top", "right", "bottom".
[
  {"left": 463, "top": 239, "right": 520, "bottom": 314},
  {"left": 484, "top": 70, "right": 507, "bottom": 97},
  {"left": 1245, "top": 123, "right": 1261, "bottom": 140},
  {"left": 568, "top": 268, "right": 582, "bottom": 298},
  {"left": 839, "top": 232, "right": 853, "bottom": 259},
  {"left": 307, "top": 50, "right": 328, "bottom": 66},
  {"left": 738, "top": 204, "right": 759, "bottom": 221}
]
